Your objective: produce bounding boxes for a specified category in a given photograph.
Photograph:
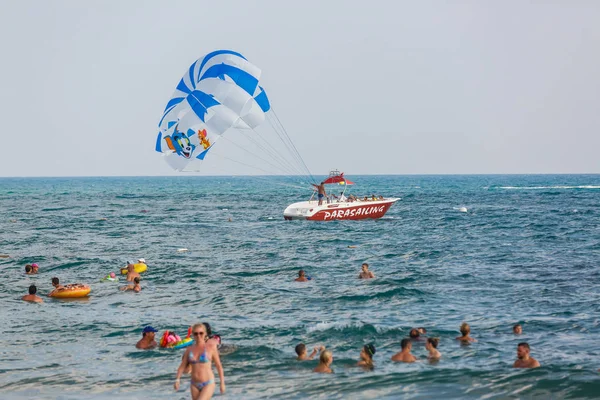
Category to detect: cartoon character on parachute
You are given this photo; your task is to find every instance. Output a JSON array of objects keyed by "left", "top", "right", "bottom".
[{"left": 163, "top": 122, "right": 211, "bottom": 159}]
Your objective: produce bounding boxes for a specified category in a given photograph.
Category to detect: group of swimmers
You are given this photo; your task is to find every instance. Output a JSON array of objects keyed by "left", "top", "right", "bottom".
[
  {"left": 295, "top": 322, "right": 539, "bottom": 374},
  {"left": 293, "top": 264, "right": 541, "bottom": 371},
  {"left": 20, "top": 259, "right": 146, "bottom": 302},
  {"left": 21, "top": 276, "right": 69, "bottom": 302},
  {"left": 19, "top": 258, "right": 541, "bottom": 400}
]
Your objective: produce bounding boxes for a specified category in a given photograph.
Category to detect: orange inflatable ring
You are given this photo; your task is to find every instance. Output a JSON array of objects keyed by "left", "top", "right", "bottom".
[{"left": 50, "top": 283, "right": 91, "bottom": 298}]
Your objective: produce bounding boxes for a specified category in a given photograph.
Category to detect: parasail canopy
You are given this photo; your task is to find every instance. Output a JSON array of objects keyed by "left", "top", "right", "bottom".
[{"left": 155, "top": 50, "right": 271, "bottom": 172}]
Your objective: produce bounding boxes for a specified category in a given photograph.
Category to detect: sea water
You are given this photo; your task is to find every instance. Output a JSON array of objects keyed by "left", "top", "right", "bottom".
[{"left": 0, "top": 175, "right": 599, "bottom": 399}]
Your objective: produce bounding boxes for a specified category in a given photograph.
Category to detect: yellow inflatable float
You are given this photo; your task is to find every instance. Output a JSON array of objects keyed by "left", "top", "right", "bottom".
[
  {"left": 120, "top": 263, "right": 147, "bottom": 275},
  {"left": 49, "top": 284, "right": 91, "bottom": 298}
]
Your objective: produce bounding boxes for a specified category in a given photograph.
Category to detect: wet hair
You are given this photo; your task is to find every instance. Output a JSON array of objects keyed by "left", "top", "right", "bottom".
[
  {"left": 418, "top": 327, "right": 427, "bottom": 334},
  {"left": 401, "top": 338, "right": 411, "bottom": 349},
  {"left": 518, "top": 342, "right": 530, "bottom": 350},
  {"left": 362, "top": 263, "right": 369, "bottom": 268},
  {"left": 513, "top": 324, "right": 522, "bottom": 332},
  {"left": 320, "top": 350, "right": 332, "bottom": 364},
  {"left": 298, "top": 270, "right": 305, "bottom": 276},
  {"left": 409, "top": 329, "right": 420, "bottom": 338},
  {"left": 427, "top": 338, "right": 439, "bottom": 348},
  {"left": 203, "top": 322, "right": 213, "bottom": 337},
  {"left": 52, "top": 277, "right": 59, "bottom": 285},
  {"left": 133, "top": 277, "right": 140, "bottom": 284},
  {"left": 295, "top": 343, "right": 306, "bottom": 356},
  {"left": 363, "top": 344, "right": 376, "bottom": 359},
  {"left": 460, "top": 322, "right": 470, "bottom": 335},
  {"left": 25, "top": 265, "right": 32, "bottom": 273},
  {"left": 28, "top": 284, "right": 37, "bottom": 295}
]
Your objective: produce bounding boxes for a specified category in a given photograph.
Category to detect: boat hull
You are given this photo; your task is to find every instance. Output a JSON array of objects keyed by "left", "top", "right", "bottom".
[{"left": 283, "top": 199, "right": 399, "bottom": 221}]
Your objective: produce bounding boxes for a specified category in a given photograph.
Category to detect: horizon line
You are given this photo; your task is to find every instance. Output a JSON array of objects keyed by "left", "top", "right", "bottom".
[{"left": 0, "top": 172, "right": 599, "bottom": 179}]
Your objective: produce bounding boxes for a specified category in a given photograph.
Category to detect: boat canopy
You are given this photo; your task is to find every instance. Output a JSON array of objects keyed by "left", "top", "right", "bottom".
[{"left": 322, "top": 170, "right": 354, "bottom": 185}]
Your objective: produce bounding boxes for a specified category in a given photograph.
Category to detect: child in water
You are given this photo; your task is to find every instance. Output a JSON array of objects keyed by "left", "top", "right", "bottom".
[
  {"left": 314, "top": 350, "right": 333, "bottom": 373},
  {"left": 295, "top": 343, "right": 324, "bottom": 360}
]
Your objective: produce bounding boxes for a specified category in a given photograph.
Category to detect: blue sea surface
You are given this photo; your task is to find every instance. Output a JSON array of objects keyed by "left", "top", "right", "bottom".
[{"left": 0, "top": 175, "right": 599, "bottom": 399}]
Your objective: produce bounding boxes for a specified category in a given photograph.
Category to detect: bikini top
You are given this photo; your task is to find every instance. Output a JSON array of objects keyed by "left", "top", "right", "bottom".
[{"left": 188, "top": 347, "right": 209, "bottom": 364}]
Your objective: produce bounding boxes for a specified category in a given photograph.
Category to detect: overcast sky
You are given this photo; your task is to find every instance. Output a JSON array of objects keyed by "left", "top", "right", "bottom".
[{"left": 1, "top": 1, "right": 599, "bottom": 177}]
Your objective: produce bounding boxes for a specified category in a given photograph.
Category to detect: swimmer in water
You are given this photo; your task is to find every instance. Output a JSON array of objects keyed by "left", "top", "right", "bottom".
[
  {"left": 357, "top": 344, "right": 376, "bottom": 369},
  {"left": 392, "top": 339, "right": 417, "bottom": 363},
  {"left": 295, "top": 270, "right": 310, "bottom": 282},
  {"left": 121, "top": 276, "right": 141, "bottom": 292},
  {"left": 295, "top": 343, "right": 324, "bottom": 360},
  {"left": 456, "top": 322, "right": 477, "bottom": 343},
  {"left": 409, "top": 328, "right": 423, "bottom": 341},
  {"left": 204, "top": 323, "right": 228, "bottom": 352},
  {"left": 25, "top": 265, "right": 34, "bottom": 275},
  {"left": 358, "top": 263, "right": 375, "bottom": 279},
  {"left": 126, "top": 263, "right": 141, "bottom": 282},
  {"left": 425, "top": 338, "right": 441, "bottom": 360},
  {"left": 22, "top": 284, "right": 43, "bottom": 303},
  {"left": 175, "top": 323, "right": 225, "bottom": 397},
  {"left": 513, "top": 324, "right": 522, "bottom": 335},
  {"left": 418, "top": 327, "right": 427, "bottom": 335},
  {"left": 314, "top": 349, "right": 333, "bottom": 373},
  {"left": 513, "top": 342, "right": 540, "bottom": 368},
  {"left": 48, "top": 277, "right": 64, "bottom": 296},
  {"left": 136, "top": 326, "right": 158, "bottom": 349}
]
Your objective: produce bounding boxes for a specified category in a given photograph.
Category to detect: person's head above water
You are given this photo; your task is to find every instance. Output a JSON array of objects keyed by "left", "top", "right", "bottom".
[
  {"left": 401, "top": 338, "right": 412, "bottom": 350},
  {"left": 460, "top": 322, "right": 471, "bottom": 336},
  {"left": 361, "top": 263, "right": 369, "bottom": 272},
  {"left": 25, "top": 265, "right": 32, "bottom": 273},
  {"left": 362, "top": 344, "right": 376, "bottom": 361},
  {"left": 513, "top": 324, "right": 522, "bottom": 335},
  {"left": 138, "top": 258, "right": 145, "bottom": 264},
  {"left": 28, "top": 284, "right": 37, "bottom": 295},
  {"left": 320, "top": 350, "right": 332, "bottom": 365},
  {"left": 427, "top": 337, "right": 439, "bottom": 349},
  {"left": 142, "top": 326, "right": 158, "bottom": 337},
  {"left": 418, "top": 327, "right": 427, "bottom": 335},
  {"left": 133, "top": 277, "right": 140, "bottom": 284},
  {"left": 295, "top": 343, "right": 306, "bottom": 356},
  {"left": 52, "top": 277, "right": 59, "bottom": 286},
  {"left": 517, "top": 342, "right": 531, "bottom": 359},
  {"left": 409, "top": 328, "right": 420, "bottom": 339},
  {"left": 298, "top": 270, "right": 305, "bottom": 277},
  {"left": 109, "top": 272, "right": 116, "bottom": 279}
]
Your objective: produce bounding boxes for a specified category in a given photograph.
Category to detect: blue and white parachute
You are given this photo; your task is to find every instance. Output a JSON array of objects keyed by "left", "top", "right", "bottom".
[{"left": 155, "top": 50, "right": 273, "bottom": 172}]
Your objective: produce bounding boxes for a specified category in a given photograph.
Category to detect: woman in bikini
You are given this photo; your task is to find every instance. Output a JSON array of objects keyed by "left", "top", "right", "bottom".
[{"left": 174, "top": 323, "right": 225, "bottom": 399}]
